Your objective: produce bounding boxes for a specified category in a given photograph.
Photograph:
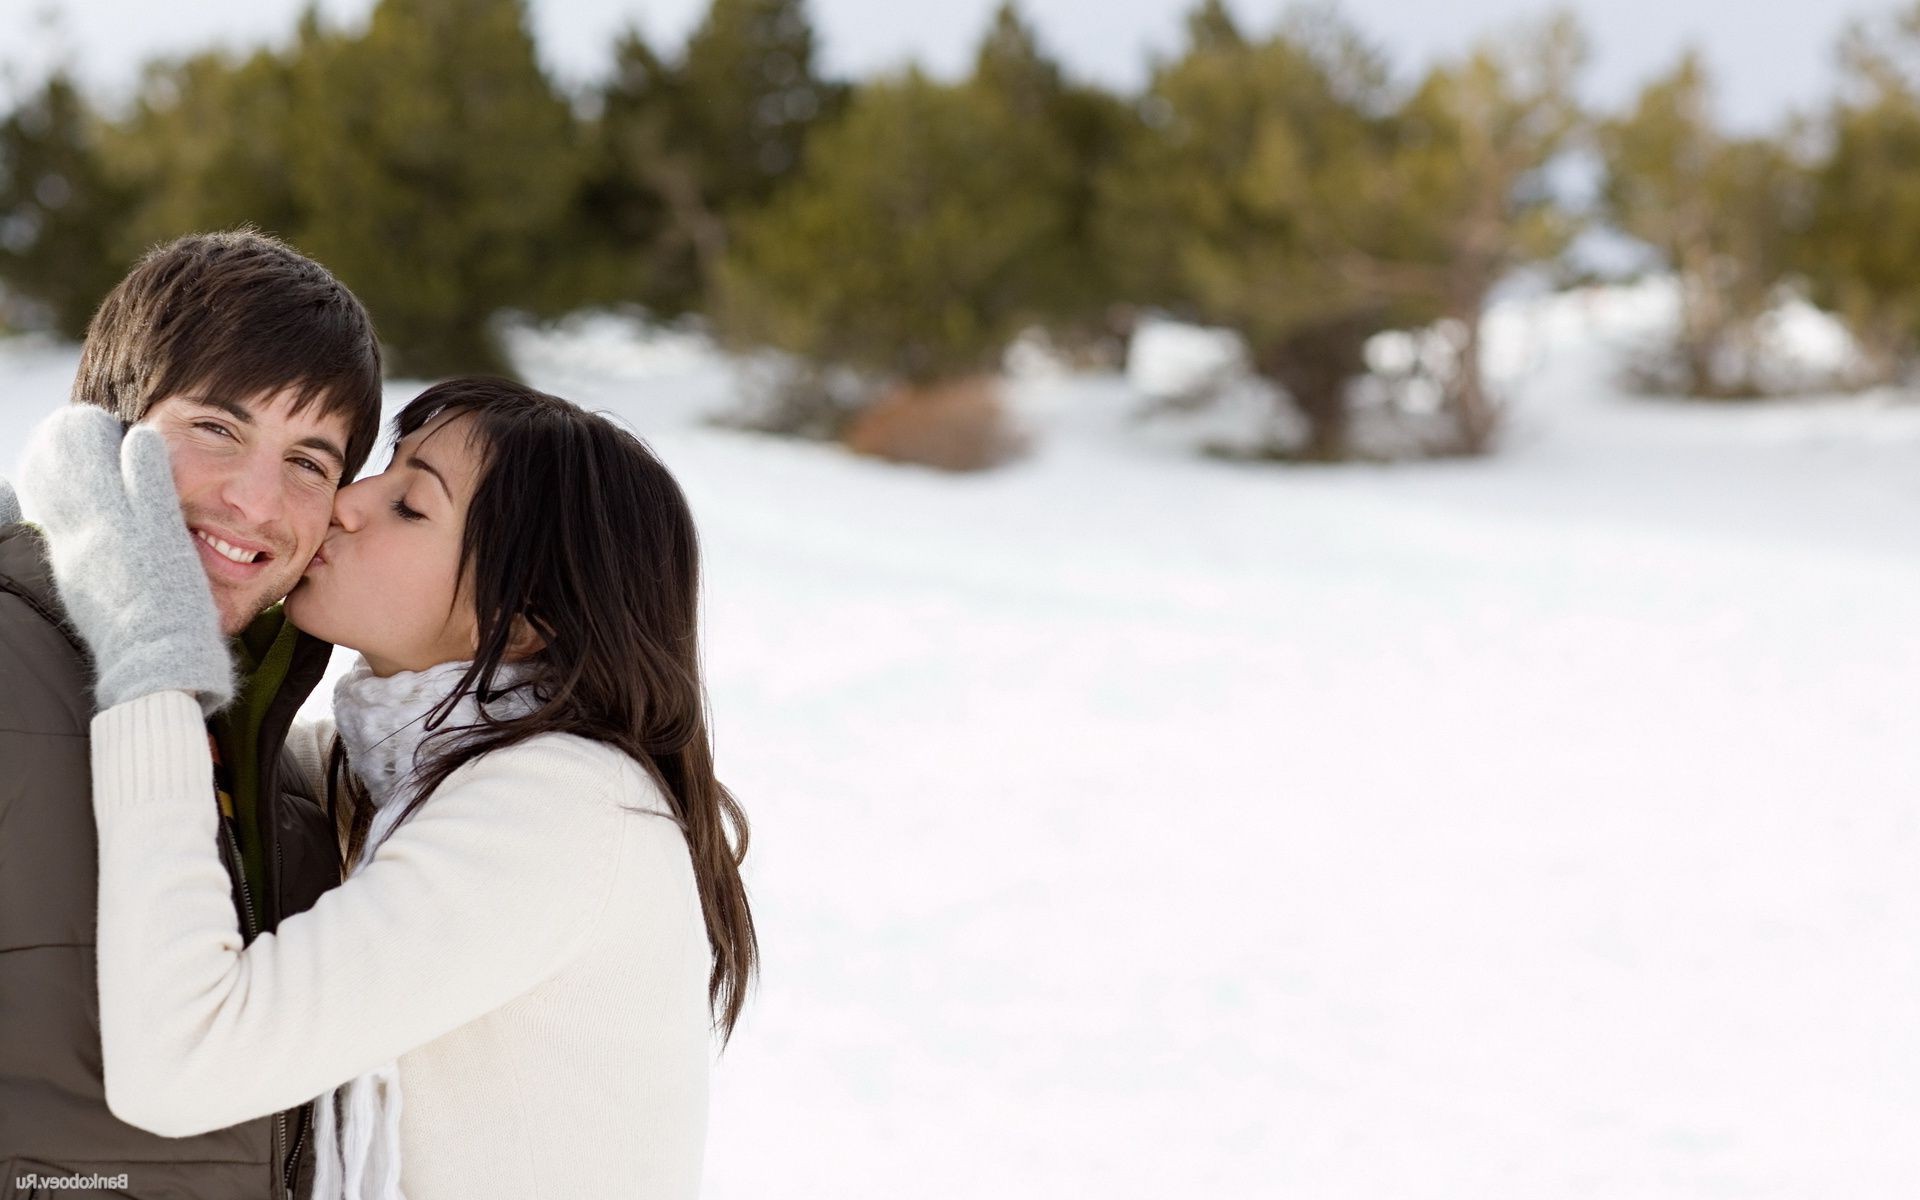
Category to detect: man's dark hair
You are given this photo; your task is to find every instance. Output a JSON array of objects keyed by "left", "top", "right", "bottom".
[{"left": 70, "top": 228, "right": 385, "bottom": 481}]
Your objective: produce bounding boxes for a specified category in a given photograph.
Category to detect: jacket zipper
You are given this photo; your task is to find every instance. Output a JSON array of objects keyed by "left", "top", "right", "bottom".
[
  {"left": 275, "top": 831, "right": 308, "bottom": 1199},
  {"left": 273, "top": 1112, "right": 288, "bottom": 1200},
  {"left": 283, "top": 1101, "right": 307, "bottom": 1195},
  {"left": 221, "top": 815, "right": 260, "bottom": 942},
  {"left": 222, "top": 815, "right": 289, "bottom": 1198}
]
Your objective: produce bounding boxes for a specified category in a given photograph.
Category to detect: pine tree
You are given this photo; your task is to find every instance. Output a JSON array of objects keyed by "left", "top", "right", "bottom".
[
  {"left": 1100, "top": 5, "right": 1584, "bottom": 458},
  {"left": 575, "top": 0, "right": 838, "bottom": 318},
  {"left": 571, "top": 27, "right": 717, "bottom": 318},
  {"left": 969, "top": 2, "right": 1130, "bottom": 345},
  {"left": 1796, "top": 7, "right": 1920, "bottom": 382},
  {"left": 719, "top": 68, "right": 1073, "bottom": 386},
  {"left": 1600, "top": 51, "right": 1800, "bottom": 397},
  {"left": 1184, "top": 0, "right": 1245, "bottom": 54},
  {"left": 1096, "top": 5, "right": 1400, "bottom": 460},
  {"left": 284, "top": 0, "right": 584, "bottom": 375},
  {"left": 1351, "top": 14, "right": 1587, "bottom": 449},
  {"left": 105, "top": 44, "right": 305, "bottom": 252},
  {"left": 974, "top": 1, "right": 1063, "bottom": 118},
  {"left": 0, "top": 71, "right": 134, "bottom": 336},
  {"left": 674, "top": 0, "right": 838, "bottom": 212}
]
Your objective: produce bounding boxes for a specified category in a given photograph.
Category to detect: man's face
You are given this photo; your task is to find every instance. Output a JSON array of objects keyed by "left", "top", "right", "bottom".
[{"left": 138, "top": 386, "right": 352, "bottom": 636}]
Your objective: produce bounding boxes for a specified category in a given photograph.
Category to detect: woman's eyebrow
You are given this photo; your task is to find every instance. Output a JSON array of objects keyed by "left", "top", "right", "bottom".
[{"left": 405, "top": 454, "right": 452, "bottom": 500}]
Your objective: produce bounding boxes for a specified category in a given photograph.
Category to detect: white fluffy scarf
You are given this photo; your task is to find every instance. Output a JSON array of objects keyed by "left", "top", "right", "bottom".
[{"left": 310, "top": 655, "right": 539, "bottom": 1200}]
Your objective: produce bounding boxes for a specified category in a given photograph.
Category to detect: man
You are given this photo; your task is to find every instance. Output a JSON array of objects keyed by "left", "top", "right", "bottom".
[{"left": 0, "top": 229, "right": 383, "bottom": 1199}]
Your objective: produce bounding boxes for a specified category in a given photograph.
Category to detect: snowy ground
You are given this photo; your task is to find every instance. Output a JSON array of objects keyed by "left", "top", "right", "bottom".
[{"left": 4, "top": 284, "right": 1919, "bottom": 1198}]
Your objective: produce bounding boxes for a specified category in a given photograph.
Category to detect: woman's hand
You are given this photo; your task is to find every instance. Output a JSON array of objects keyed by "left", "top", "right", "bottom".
[{"left": 20, "top": 406, "right": 235, "bottom": 715}]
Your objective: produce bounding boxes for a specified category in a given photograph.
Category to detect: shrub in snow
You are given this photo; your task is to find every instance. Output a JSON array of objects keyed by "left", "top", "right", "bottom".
[
  {"left": 712, "top": 350, "right": 870, "bottom": 441},
  {"left": 1097, "top": 9, "right": 1580, "bottom": 461},
  {"left": 842, "top": 376, "right": 1030, "bottom": 472},
  {"left": 1596, "top": 54, "right": 1808, "bottom": 400},
  {"left": 1123, "top": 313, "right": 1517, "bottom": 462},
  {"left": 718, "top": 69, "right": 1077, "bottom": 390},
  {"left": 1793, "top": 8, "right": 1920, "bottom": 386},
  {"left": 1609, "top": 278, "right": 1880, "bottom": 399}
]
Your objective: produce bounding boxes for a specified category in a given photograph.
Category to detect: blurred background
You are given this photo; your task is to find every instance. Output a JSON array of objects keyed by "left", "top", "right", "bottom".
[{"left": 3, "top": 0, "right": 1920, "bottom": 1195}]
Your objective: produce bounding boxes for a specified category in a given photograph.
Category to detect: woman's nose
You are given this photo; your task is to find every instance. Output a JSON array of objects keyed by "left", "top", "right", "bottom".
[{"left": 331, "top": 479, "right": 371, "bottom": 532}]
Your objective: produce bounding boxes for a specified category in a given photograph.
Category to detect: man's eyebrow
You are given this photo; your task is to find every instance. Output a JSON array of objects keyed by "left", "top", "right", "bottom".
[
  {"left": 182, "top": 394, "right": 348, "bottom": 474},
  {"left": 297, "top": 435, "right": 349, "bottom": 474},
  {"left": 405, "top": 455, "right": 452, "bottom": 500},
  {"left": 181, "top": 394, "right": 256, "bottom": 425}
]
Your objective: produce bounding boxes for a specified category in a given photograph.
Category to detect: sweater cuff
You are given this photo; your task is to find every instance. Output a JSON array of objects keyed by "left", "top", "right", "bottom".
[{"left": 90, "top": 690, "right": 214, "bottom": 820}]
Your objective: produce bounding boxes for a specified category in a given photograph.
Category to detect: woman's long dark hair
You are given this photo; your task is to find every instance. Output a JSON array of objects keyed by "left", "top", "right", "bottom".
[{"left": 325, "top": 376, "right": 757, "bottom": 1043}]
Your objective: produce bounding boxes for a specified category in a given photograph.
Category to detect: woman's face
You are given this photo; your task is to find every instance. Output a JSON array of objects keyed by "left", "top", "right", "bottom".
[{"left": 285, "top": 410, "right": 487, "bottom": 676}]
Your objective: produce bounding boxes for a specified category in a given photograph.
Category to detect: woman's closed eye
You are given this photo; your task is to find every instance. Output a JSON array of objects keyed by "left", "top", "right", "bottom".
[{"left": 390, "top": 497, "right": 426, "bottom": 522}]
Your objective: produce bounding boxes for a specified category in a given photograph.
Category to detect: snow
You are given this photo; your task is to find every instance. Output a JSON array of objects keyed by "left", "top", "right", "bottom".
[
  {"left": 1565, "top": 275, "right": 1874, "bottom": 396},
  {"left": 1126, "top": 315, "right": 1249, "bottom": 402},
  {"left": 4, "top": 282, "right": 1919, "bottom": 1197}
]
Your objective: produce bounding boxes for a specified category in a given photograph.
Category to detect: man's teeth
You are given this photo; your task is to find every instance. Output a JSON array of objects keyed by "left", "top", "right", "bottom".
[{"left": 196, "top": 530, "right": 262, "bottom": 564}]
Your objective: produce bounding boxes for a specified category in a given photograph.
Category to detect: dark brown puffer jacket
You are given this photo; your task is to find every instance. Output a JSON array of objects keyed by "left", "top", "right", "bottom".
[{"left": 0, "top": 522, "right": 342, "bottom": 1200}]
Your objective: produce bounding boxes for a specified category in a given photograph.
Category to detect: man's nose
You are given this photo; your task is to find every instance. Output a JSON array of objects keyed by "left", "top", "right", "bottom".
[{"left": 216, "top": 445, "right": 289, "bottom": 528}]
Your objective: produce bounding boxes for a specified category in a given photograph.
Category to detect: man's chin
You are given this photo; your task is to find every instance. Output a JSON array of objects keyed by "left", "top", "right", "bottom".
[
  {"left": 211, "top": 577, "right": 298, "bottom": 637},
  {"left": 215, "top": 604, "right": 255, "bottom": 638}
]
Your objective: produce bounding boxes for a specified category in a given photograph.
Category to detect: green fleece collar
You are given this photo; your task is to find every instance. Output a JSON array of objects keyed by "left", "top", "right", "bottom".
[{"left": 209, "top": 602, "right": 304, "bottom": 903}]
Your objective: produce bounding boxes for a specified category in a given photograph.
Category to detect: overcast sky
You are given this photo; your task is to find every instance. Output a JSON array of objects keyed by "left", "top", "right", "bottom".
[{"left": 0, "top": 0, "right": 1901, "bottom": 133}]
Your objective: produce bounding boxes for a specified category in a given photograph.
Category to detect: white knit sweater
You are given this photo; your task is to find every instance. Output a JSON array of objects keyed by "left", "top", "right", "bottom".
[{"left": 89, "top": 686, "right": 714, "bottom": 1200}]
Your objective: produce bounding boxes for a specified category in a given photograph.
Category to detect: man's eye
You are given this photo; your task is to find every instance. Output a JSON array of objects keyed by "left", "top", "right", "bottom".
[
  {"left": 194, "top": 421, "right": 234, "bottom": 439},
  {"left": 293, "top": 457, "right": 329, "bottom": 478}
]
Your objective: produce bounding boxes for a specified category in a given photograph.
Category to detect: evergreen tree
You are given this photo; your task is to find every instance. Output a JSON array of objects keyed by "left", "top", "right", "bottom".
[
  {"left": 1184, "top": 0, "right": 1245, "bottom": 54},
  {"left": 576, "top": 0, "right": 838, "bottom": 317},
  {"left": 105, "top": 44, "right": 305, "bottom": 252},
  {"left": 1600, "top": 51, "right": 1800, "bottom": 397},
  {"left": 716, "top": 4, "right": 1131, "bottom": 435},
  {"left": 571, "top": 27, "right": 716, "bottom": 318},
  {"left": 974, "top": 1, "right": 1064, "bottom": 117},
  {"left": 1096, "top": 4, "right": 1400, "bottom": 460},
  {"left": 675, "top": 0, "right": 835, "bottom": 213},
  {"left": 1796, "top": 7, "right": 1920, "bottom": 381},
  {"left": 1352, "top": 14, "right": 1587, "bottom": 449},
  {"left": 285, "top": 0, "right": 584, "bottom": 375},
  {"left": 969, "top": 2, "right": 1131, "bottom": 344},
  {"left": 1101, "top": 5, "right": 1583, "bottom": 458},
  {"left": 0, "top": 71, "right": 134, "bottom": 337},
  {"left": 719, "top": 68, "right": 1074, "bottom": 387}
]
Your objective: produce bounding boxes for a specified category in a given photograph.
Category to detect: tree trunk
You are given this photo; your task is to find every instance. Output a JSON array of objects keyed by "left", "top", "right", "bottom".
[
  {"left": 1257, "top": 314, "right": 1375, "bottom": 462},
  {"left": 1446, "top": 308, "right": 1499, "bottom": 455}
]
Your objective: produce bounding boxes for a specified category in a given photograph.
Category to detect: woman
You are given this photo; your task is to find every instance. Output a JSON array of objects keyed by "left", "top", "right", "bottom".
[{"left": 21, "top": 378, "right": 756, "bottom": 1199}]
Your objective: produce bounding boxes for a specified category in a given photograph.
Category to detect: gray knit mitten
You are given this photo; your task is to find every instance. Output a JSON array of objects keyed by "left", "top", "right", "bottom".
[
  {"left": 0, "top": 476, "right": 18, "bottom": 525},
  {"left": 19, "top": 407, "right": 236, "bottom": 715}
]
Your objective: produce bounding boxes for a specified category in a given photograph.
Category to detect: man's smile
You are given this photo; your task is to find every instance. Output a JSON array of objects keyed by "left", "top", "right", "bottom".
[{"left": 189, "top": 524, "right": 277, "bottom": 580}]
